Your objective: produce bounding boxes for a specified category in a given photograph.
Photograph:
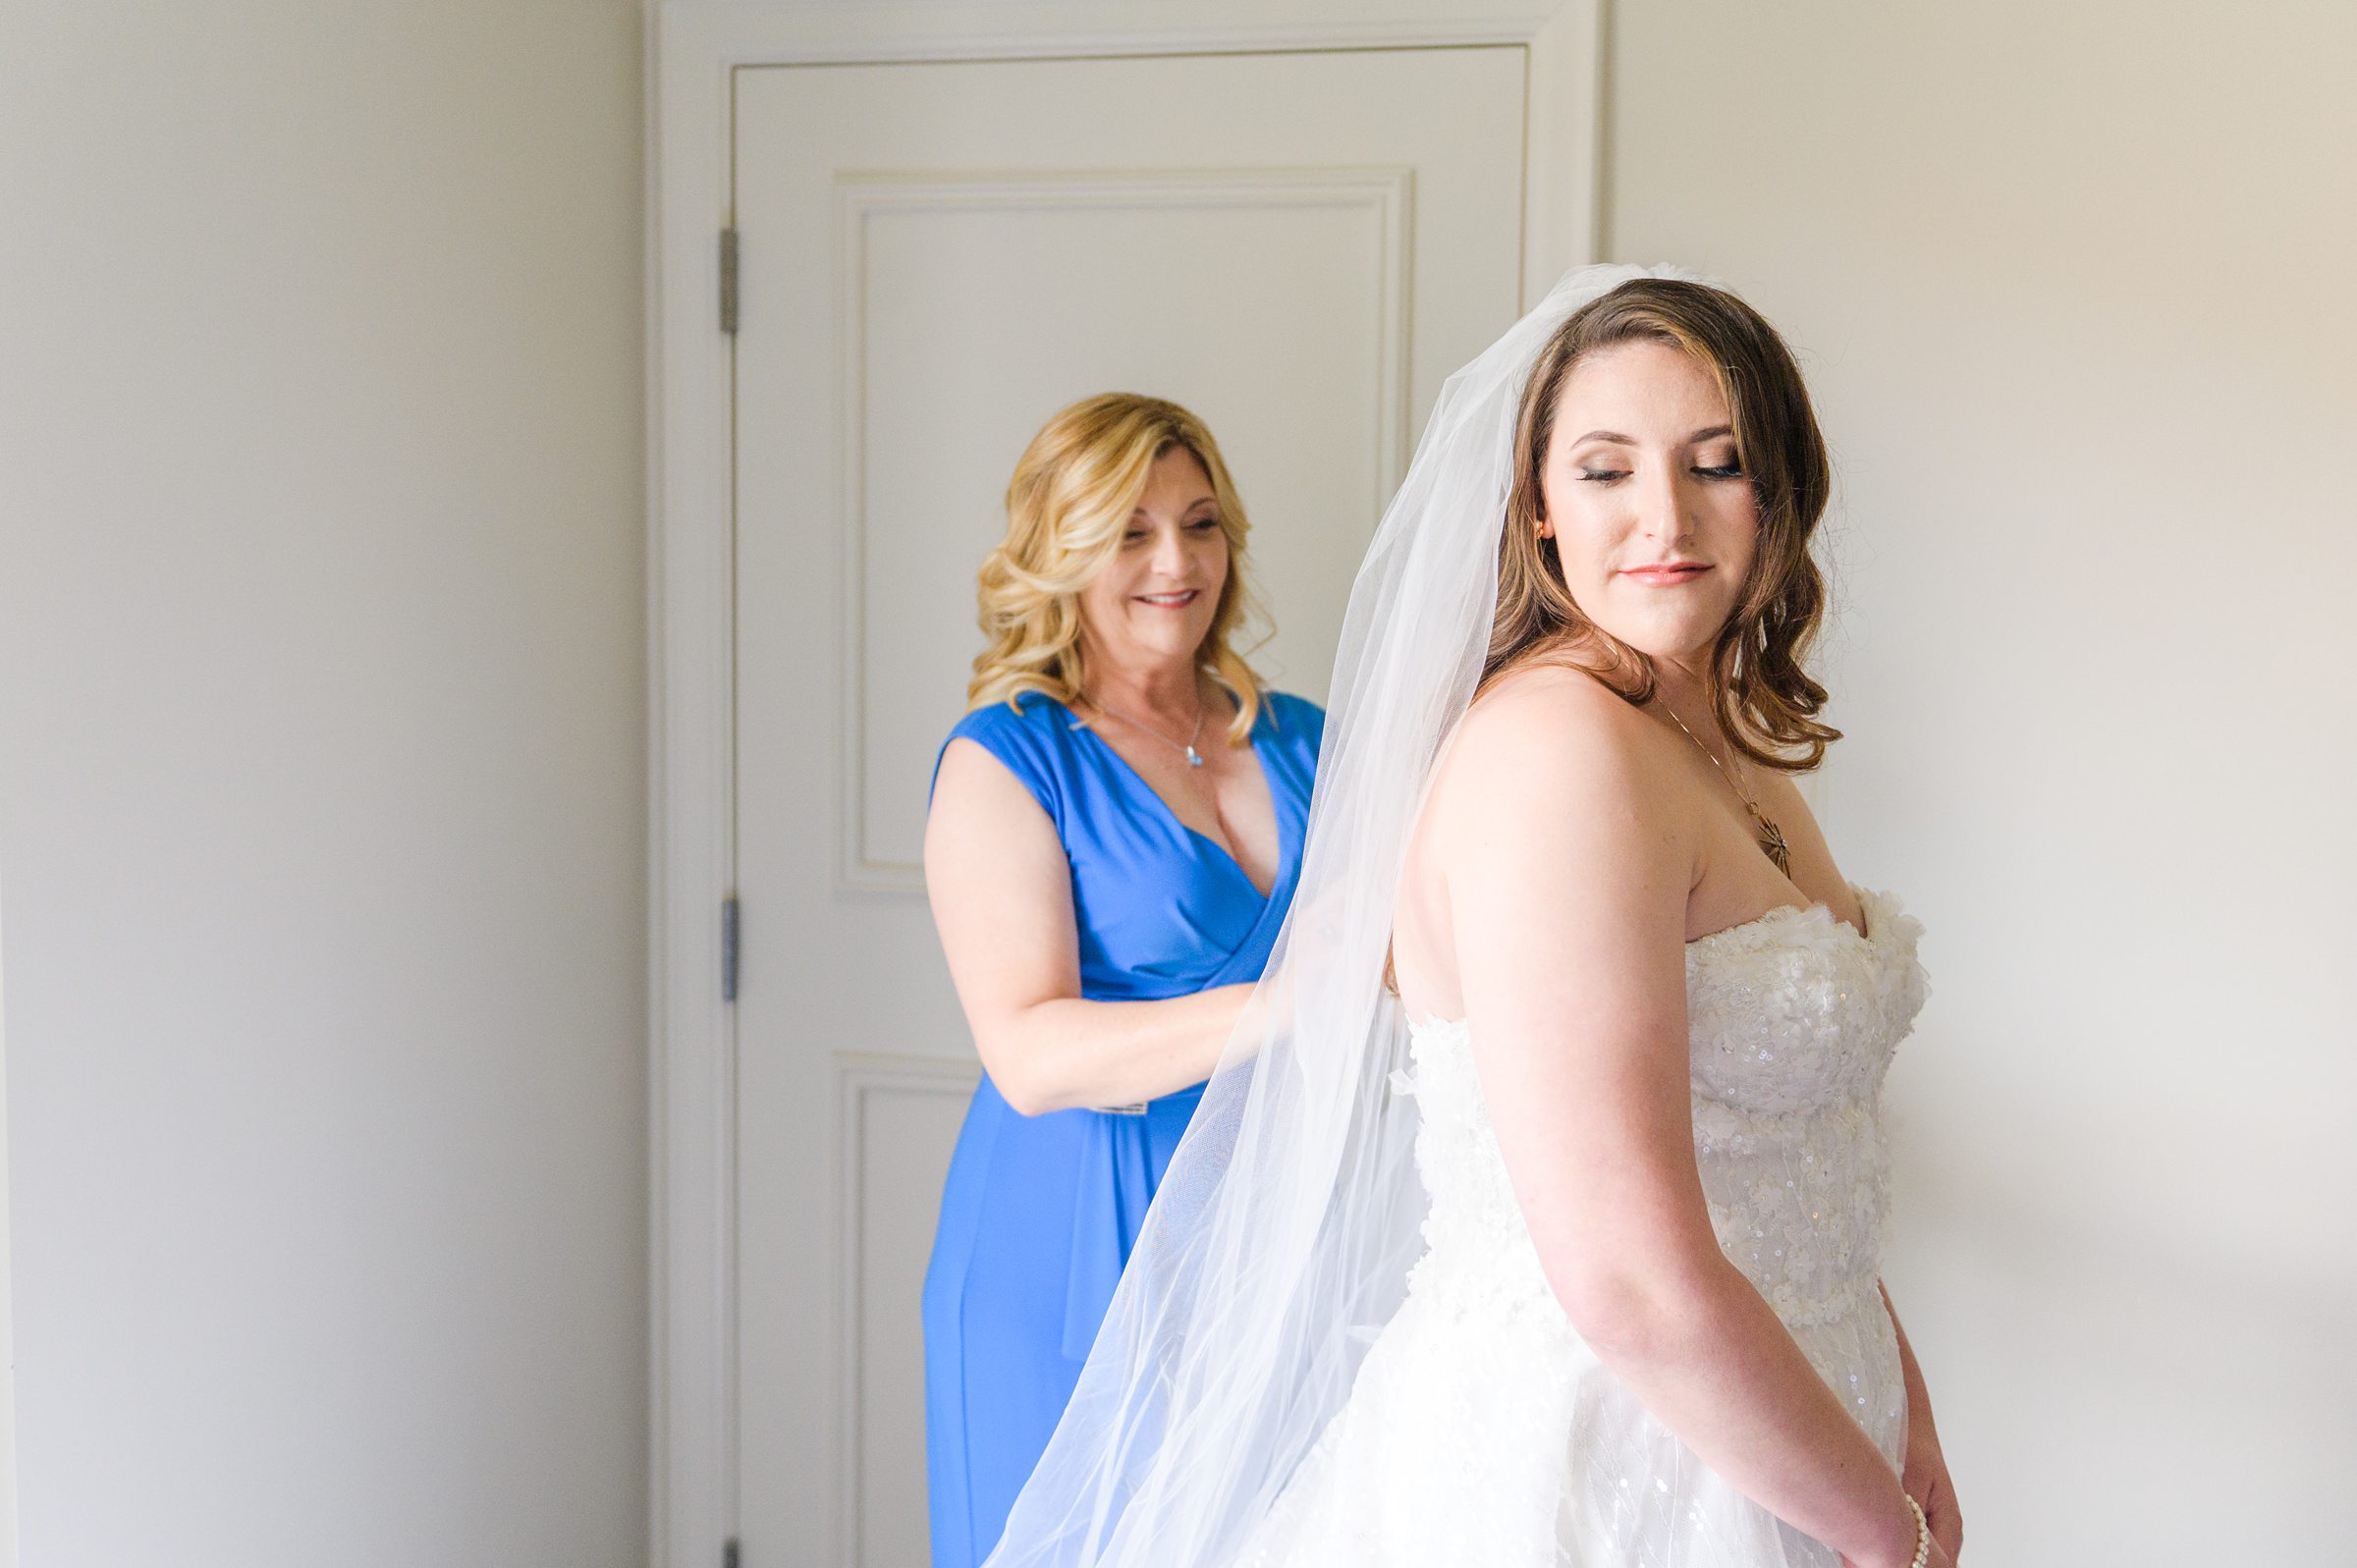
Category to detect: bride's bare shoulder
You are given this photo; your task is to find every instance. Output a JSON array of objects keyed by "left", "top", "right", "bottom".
[
  {"left": 1423, "top": 664, "right": 1679, "bottom": 844},
  {"left": 1442, "top": 665, "right": 1662, "bottom": 784}
]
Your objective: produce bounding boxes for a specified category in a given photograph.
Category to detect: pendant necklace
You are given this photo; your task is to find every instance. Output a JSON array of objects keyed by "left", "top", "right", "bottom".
[
  {"left": 1660, "top": 700, "right": 1792, "bottom": 875},
  {"left": 1089, "top": 687, "right": 1209, "bottom": 768}
]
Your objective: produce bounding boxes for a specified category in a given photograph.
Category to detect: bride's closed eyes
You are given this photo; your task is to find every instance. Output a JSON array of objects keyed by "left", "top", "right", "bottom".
[{"left": 1573, "top": 461, "right": 1746, "bottom": 483}]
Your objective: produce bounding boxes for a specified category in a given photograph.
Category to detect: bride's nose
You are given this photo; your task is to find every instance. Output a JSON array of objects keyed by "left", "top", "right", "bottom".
[{"left": 1636, "top": 464, "right": 1696, "bottom": 544}]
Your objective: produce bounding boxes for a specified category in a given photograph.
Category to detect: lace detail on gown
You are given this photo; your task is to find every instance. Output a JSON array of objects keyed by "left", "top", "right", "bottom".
[{"left": 1232, "top": 885, "right": 1931, "bottom": 1567}]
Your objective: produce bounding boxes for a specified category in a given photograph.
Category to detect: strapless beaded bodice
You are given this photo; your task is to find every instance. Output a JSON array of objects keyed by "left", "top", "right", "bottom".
[{"left": 1398, "top": 885, "right": 1931, "bottom": 1332}]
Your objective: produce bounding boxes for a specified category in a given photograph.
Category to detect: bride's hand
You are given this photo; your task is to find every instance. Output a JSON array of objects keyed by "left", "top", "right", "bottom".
[
  {"left": 1903, "top": 1432, "right": 1963, "bottom": 1559},
  {"left": 1916, "top": 1539, "right": 1959, "bottom": 1568},
  {"left": 1837, "top": 1486, "right": 1958, "bottom": 1568},
  {"left": 1838, "top": 1532, "right": 1955, "bottom": 1568}
]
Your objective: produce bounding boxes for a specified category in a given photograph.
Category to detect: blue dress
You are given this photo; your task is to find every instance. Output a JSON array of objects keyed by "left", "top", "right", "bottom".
[{"left": 922, "top": 687, "right": 1324, "bottom": 1568}]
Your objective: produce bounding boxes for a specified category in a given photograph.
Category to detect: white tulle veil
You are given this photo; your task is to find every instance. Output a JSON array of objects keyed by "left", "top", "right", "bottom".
[{"left": 983, "top": 261, "right": 1700, "bottom": 1568}]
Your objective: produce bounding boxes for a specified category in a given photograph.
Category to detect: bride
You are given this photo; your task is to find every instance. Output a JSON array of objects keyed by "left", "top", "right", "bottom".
[{"left": 978, "top": 264, "right": 1963, "bottom": 1568}]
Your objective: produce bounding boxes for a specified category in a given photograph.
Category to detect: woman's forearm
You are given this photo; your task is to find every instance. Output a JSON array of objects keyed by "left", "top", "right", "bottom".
[
  {"left": 980, "top": 984, "right": 1255, "bottom": 1114},
  {"left": 1567, "top": 1258, "right": 1920, "bottom": 1568}
]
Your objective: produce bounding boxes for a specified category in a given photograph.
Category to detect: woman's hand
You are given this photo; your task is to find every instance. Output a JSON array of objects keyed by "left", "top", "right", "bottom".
[
  {"left": 1886, "top": 1533, "right": 1957, "bottom": 1568},
  {"left": 1836, "top": 1491, "right": 1956, "bottom": 1568},
  {"left": 1904, "top": 1433, "right": 1964, "bottom": 1560}
]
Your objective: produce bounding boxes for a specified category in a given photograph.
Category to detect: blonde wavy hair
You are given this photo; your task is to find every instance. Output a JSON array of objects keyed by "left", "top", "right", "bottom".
[{"left": 968, "top": 393, "right": 1271, "bottom": 744}]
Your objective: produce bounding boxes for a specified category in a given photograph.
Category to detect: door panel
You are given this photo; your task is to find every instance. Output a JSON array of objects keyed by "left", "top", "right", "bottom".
[{"left": 731, "top": 47, "right": 1527, "bottom": 1563}]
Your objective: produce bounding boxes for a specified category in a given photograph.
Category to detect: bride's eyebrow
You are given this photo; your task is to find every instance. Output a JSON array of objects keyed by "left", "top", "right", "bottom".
[{"left": 1565, "top": 425, "right": 1734, "bottom": 446}]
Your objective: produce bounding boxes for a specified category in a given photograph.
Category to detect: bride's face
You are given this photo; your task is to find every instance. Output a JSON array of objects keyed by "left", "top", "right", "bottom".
[{"left": 1538, "top": 338, "right": 1758, "bottom": 666}]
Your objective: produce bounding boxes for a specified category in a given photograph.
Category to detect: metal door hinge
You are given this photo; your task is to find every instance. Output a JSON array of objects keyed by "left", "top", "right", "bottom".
[
  {"left": 721, "top": 895, "right": 741, "bottom": 1002},
  {"left": 719, "top": 228, "right": 740, "bottom": 335}
]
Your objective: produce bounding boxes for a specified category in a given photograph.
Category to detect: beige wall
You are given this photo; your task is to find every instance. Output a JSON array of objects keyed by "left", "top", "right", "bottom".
[
  {"left": 1609, "top": 1, "right": 2356, "bottom": 1560},
  {"left": 0, "top": 3, "right": 647, "bottom": 1563}
]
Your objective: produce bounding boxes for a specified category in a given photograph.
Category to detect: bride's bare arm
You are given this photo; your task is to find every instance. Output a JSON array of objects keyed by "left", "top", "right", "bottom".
[
  {"left": 923, "top": 736, "right": 1251, "bottom": 1115},
  {"left": 1434, "top": 676, "right": 1941, "bottom": 1568}
]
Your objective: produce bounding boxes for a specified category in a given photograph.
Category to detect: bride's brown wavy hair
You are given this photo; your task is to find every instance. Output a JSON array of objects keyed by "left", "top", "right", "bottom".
[{"left": 1485, "top": 278, "right": 1840, "bottom": 769}]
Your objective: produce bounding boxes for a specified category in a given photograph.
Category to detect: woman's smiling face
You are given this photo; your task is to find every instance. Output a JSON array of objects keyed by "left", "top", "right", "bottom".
[
  {"left": 1076, "top": 445, "right": 1230, "bottom": 672},
  {"left": 1537, "top": 337, "right": 1759, "bottom": 666}
]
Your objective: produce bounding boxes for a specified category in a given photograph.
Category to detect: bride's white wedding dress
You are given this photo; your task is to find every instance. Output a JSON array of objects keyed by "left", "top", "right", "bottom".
[{"left": 1233, "top": 883, "right": 1932, "bottom": 1568}]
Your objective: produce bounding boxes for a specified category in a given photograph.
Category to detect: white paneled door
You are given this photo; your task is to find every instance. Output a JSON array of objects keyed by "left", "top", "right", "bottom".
[{"left": 731, "top": 48, "right": 1528, "bottom": 1565}]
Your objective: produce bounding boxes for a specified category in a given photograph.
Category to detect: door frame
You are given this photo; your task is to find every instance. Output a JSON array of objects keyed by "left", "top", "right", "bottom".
[{"left": 644, "top": 3, "right": 1608, "bottom": 1563}]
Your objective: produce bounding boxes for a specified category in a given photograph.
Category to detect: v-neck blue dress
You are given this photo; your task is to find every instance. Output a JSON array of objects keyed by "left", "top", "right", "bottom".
[{"left": 921, "top": 687, "right": 1324, "bottom": 1568}]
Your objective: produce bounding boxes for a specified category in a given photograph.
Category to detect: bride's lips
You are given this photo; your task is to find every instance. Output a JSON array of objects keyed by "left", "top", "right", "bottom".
[
  {"left": 1620, "top": 563, "right": 1711, "bottom": 587},
  {"left": 1134, "top": 589, "right": 1202, "bottom": 609}
]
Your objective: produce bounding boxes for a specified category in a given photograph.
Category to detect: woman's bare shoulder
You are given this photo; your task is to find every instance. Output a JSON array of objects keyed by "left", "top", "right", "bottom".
[
  {"left": 1423, "top": 666, "right": 1696, "bottom": 999},
  {"left": 1439, "top": 665, "right": 1672, "bottom": 806},
  {"left": 926, "top": 733, "right": 1066, "bottom": 872}
]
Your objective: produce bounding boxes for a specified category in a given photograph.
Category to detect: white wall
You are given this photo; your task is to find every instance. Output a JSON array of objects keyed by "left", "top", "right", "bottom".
[
  {"left": 1609, "top": 1, "right": 2356, "bottom": 1560},
  {"left": 0, "top": 4, "right": 648, "bottom": 1564}
]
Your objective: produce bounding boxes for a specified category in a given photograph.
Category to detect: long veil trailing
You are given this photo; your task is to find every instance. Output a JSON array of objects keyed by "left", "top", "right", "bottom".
[{"left": 984, "top": 262, "right": 1695, "bottom": 1568}]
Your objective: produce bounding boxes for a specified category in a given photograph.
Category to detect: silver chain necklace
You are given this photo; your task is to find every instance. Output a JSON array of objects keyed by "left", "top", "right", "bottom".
[{"left": 1088, "top": 687, "right": 1209, "bottom": 768}]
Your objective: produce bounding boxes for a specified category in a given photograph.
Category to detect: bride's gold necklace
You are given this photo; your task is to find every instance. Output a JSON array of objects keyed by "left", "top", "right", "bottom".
[{"left": 1659, "top": 700, "right": 1792, "bottom": 876}]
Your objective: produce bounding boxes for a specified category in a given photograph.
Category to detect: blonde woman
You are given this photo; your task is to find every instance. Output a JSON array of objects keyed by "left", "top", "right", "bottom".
[{"left": 920, "top": 394, "right": 1326, "bottom": 1568}]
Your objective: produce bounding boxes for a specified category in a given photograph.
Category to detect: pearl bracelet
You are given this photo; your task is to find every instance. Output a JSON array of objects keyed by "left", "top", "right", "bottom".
[{"left": 1902, "top": 1492, "right": 1931, "bottom": 1568}]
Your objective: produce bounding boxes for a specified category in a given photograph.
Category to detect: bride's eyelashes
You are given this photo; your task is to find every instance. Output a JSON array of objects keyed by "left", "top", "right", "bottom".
[{"left": 1571, "top": 463, "right": 1746, "bottom": 483}]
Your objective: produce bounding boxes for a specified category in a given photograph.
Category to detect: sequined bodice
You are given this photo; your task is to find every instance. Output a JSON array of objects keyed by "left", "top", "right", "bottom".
[{"left": 1398, "top": 886, "right": 1930, "bottom": 1330}]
